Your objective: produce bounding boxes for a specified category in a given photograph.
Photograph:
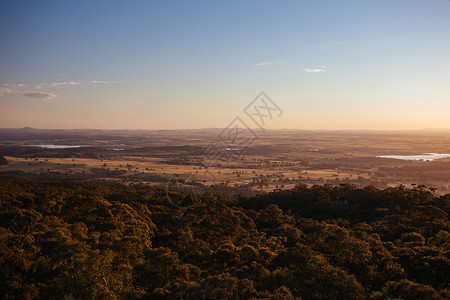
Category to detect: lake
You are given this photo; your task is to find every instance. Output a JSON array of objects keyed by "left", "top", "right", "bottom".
[
  {"left": 377, "top": 153, "right": 450, "bottom": 161},
  {"left": 31, "top": 144, "right": 83, "bottom": 149}
]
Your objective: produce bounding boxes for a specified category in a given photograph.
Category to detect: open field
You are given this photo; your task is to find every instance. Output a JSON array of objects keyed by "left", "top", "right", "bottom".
[{"left": 1, "top": 128, "right": 450, "bottom": 195}]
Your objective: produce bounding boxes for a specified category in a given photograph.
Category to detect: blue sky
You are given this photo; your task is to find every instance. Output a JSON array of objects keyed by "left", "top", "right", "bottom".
[{"left": 1, "top": 0, "right": 450, "bottom": 129}]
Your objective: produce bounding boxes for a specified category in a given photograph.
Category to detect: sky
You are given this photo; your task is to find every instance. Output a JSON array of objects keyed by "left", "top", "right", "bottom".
[{"left": 1, "top": 0, "right": 450, "bottom": 130}]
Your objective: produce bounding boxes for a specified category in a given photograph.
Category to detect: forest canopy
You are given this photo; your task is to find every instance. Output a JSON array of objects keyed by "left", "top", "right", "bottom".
[{"left": 0, "top": 173, "right": 449, "bottom": 299}]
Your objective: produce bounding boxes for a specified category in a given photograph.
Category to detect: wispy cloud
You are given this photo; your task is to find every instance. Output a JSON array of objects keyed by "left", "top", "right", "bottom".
[
  {"left": 0, "top": 82, "right": 58, "bottom": 99},
  {"left": 1, "top": 79, "right": 118, "bottom": 98},
  {"left": 1, "top": 83, "right": 25, "bottom": 88},
  {"left": 0, "top": 87, "right": 13, "bottom": 96},
  {"left": 23, "top": 92, "right": 57, "bottom": 100},
  {"left": 303, "top": 66, "right": 326, "bottom": 73},
  {"left": 254, "top": 60, "right": 284, "bottom": 66},
  {"left": 0, "top": 83, "right": 27, "bottom": 96},
  {"left": 36, "top": 81, "right": 80, "bottom": 89},
  {"left": 89, "top": 80, "right": 118, "bottom": 84}
]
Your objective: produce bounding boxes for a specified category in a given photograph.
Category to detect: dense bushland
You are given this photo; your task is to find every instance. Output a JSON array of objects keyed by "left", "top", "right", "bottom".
[{"left": 0, "top": 174, "right": 448, "bottom": 299}]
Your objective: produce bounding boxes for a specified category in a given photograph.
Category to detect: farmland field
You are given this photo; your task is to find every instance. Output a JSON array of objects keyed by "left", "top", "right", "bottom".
[{"left": 2, "top": 128, "right": 450, "bottom": 195}]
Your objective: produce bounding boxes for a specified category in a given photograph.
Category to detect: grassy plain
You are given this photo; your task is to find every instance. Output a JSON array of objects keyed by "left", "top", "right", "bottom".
[{"left": 1, "top": 128, "right": 450, "bottom": 194}]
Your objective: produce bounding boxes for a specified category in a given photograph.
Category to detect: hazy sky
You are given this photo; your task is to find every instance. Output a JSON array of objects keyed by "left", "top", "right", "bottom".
[{"left": 1, "top": 0, "right": 450, "bottom": 130}]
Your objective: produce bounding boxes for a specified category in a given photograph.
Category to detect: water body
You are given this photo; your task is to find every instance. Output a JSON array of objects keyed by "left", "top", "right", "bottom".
[
  {"left": 377, "top": 153, "right": 450, "bottom": 161},
  {"left": 31, "top": 144, "right": 83, "bottom": 149}
]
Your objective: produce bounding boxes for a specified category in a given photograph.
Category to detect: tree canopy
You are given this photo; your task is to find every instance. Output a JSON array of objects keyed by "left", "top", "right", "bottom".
[{"left": 0, "top": 174, "right": 449, "bottom": 299}]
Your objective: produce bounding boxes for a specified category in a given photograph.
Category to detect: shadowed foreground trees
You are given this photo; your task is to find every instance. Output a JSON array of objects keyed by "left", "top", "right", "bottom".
[
  {"left": 0, "top": 156, "right": 8, "bottom": 165},
  {"left": 0, "top": 174, "right": 449, "bottom": 299}
]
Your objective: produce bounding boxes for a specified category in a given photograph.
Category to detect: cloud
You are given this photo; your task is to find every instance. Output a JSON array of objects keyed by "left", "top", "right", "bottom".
[
  {"left": 0, "top": 79, "right": 118, "bottom": 98},
  {"left": 0, "top": 87, "right": 13, "bottom": 96},
  {"left": 36, "top": 81, "right": 80, "bottom": 89},
  {"left": 23, "top": 92, "right": 57, "bottom": 100},
  {"left": 303, "top": 67, "right": 326, "bottom": 73},
  {"left": 89, "top": 80, "right": 118, "bottom": 84},
  {"left": 1, "top": 83, "right": 25, "bottom": 88},
  {"left": 0, "top": 83, "right": 27, "bottom": 96},
  {"left": 254, "top": 60, "right": 284, "bottom": 66}
]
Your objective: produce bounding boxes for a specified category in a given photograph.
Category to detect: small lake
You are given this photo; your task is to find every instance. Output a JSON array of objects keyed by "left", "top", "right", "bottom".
[
  {"left": 377, "top": 153, "right": 450, "bottom": 161},
  {"left": 30, "top": 144, "right": 83, "bottom": 149}
]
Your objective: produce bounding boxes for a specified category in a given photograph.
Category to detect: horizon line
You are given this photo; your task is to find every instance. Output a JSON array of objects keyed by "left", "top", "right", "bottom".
[{"left": 1, "top": 127, "right": 450, "bottom": 132}]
